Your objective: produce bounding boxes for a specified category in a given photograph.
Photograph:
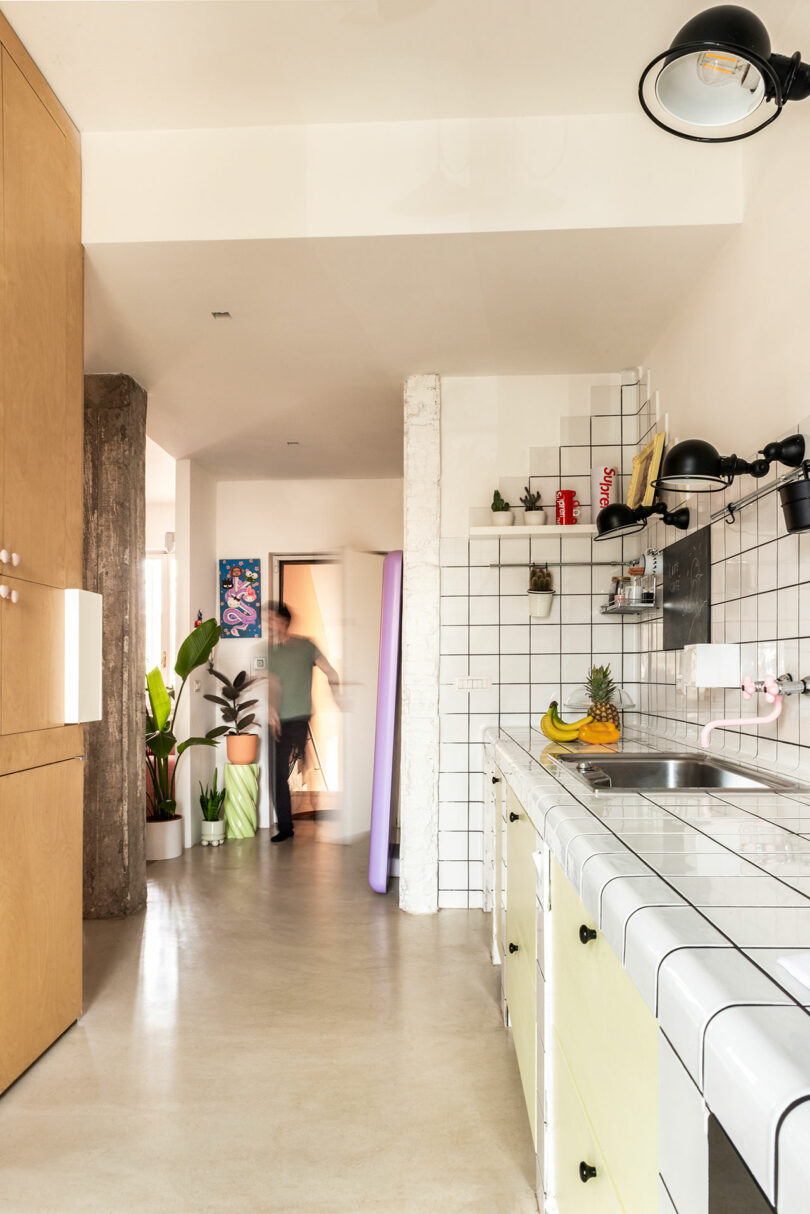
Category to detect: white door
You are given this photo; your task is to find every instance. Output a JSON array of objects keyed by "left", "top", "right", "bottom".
[{"left": 338, "top": 549, "right": 385, "bottom": 842}]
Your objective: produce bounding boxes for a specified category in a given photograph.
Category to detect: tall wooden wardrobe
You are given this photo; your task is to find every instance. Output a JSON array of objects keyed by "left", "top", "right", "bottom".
[{"left": 0, "top": 16, "right": 85, "bottom": 1094}]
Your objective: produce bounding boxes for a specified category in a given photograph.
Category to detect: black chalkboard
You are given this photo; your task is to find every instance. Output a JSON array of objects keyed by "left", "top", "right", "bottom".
[{"left": 663, "top": 526, "right": 711, "bottom": 652}]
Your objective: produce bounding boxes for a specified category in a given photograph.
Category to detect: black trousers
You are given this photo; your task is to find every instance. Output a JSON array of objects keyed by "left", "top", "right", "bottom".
[{"left": 272, "top": 717, "right": 309, "bottom": 833}]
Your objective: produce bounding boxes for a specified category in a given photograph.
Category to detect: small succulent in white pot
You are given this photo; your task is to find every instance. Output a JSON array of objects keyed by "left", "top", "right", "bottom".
[{"left": 491, "top": 489, "right": 514, "bottom": 526}]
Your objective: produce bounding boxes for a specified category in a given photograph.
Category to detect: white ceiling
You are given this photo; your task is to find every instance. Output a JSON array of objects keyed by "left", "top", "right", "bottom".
[
  {"left": 3, "top": 0, "right": 710, "bottom": 131},
  {"left": 86, "top": 225, "right": 732, "bottom": 479},
  {"left": 4, "top": 0, "right": 791, "bottom": 479}
]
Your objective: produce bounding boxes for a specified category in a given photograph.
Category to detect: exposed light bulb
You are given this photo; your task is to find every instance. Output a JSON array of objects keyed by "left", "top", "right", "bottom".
[{"left": 696, "top": 50, "right": 758, "bottom": 92}]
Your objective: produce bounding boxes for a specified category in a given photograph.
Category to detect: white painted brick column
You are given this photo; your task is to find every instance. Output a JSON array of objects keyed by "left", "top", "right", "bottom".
[{"left": 399, "top": 374, "right": 441, "bottom": 914}]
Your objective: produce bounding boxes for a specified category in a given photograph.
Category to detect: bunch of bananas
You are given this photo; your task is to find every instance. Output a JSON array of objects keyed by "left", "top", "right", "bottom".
[{"left": 540, "top": 701, "right": 592, "bottom": 743}]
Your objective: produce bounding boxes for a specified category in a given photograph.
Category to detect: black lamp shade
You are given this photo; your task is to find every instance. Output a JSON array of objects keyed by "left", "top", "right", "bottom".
[
  {"left": 652, "top": 438, "right": 729, "bottom": 492},
  {"left": 639, "top": 5, "right": 787, "bottom": 142},
  {"left": 594, "top": 502, "right": 647, "bottom": 541}
]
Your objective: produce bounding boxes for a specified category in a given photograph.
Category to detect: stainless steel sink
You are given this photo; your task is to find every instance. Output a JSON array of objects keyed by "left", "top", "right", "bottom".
[{"left": 556, "top": 752, "right": 800, "bottom": 794}]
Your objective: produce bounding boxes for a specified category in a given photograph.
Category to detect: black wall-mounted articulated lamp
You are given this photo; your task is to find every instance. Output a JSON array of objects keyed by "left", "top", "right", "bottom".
[
  {"left": 652, "top": 434, "right": 806, "bottom": 493},
  {"left": 594, "top": 501, "right": 690, "bottom": 542},
  {"left": 639, "top": 5, "right": 810, "bottom": 142}
]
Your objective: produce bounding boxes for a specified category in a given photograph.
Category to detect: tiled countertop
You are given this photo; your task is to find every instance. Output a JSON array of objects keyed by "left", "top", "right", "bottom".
[{"left": 485, "top": 724, "right": 810, "bottom": 1213}]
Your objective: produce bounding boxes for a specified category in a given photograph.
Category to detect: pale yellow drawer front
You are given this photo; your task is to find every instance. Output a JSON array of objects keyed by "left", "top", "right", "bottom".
[
  {"left": 551, "top": 1032, "right": 624, "bottom": 1214},
  {"left": 551, "top": 858, "right": 658, "bottom": 1214},
  {"left": 506, "top": 786, "right": 538, "bottom": 1147}
]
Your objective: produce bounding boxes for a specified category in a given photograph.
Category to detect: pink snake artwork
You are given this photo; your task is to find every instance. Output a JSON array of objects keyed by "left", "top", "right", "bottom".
[{"left": 221, "top": 568, "right": 259, "bottom": 637}]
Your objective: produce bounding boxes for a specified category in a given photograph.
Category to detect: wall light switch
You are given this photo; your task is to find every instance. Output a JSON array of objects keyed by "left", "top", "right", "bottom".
[{"left": 253, "top": 656, "right": 266, "bottom": 672}]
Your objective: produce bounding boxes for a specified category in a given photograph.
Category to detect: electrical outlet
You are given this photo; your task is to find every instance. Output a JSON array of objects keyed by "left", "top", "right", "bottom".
[
  {"left": 455, "top": 677, "right": 490, "bottom": 691},
  {"left": 252, "top": 656, "right": 266, "bottom": 672}
]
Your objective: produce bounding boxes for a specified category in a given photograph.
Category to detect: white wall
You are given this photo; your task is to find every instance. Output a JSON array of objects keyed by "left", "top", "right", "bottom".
[
  {"left": 642, "top": 96, "right": 810, "bottom": 453},
  {"left": 215, "top": 477, "right": 403, "bottom": 828},
  {"left": 174, "top": 458, "right": 219, "bottom": 846},
  {"left": 145, "top": 500, "right": 174, "bottom": 552},
  {"left": 441, "top": 372, "right": 620, "bottom": 536}
]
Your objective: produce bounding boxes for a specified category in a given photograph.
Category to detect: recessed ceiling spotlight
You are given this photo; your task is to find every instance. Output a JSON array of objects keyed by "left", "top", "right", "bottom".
[{"left": 211, "top": 311, "right": 231, "bottom": 319}]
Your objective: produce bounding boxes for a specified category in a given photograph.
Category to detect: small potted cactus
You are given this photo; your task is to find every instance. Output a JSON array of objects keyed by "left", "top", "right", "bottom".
[
  {"left": 520, "top": 486, "right": 546, "bottom": 526},
  {"left": 528, "top": 563, "right": 555, "bottom": 618},
  {"left": 491, "top": 489, "right": 514, "bottom": 526}
]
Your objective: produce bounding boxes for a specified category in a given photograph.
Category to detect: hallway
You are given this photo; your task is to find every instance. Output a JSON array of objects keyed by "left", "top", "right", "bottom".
[{"left": 0, "top": 828, "right": 537, "bottom": 1213}]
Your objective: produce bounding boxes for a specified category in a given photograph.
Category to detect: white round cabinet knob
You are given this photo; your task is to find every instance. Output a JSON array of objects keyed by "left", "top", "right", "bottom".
[
  {"left": 0, "top": 585, "right": 9, "bottom": 599},
  {"left": 10, "top": 589, "right": 18, "bottom": 603},
  {"left": 11, "top": 553, "right": 19, "bottom": 566},
  {"left": 0, "top": 550, "right": 8, "bottom": 564}
]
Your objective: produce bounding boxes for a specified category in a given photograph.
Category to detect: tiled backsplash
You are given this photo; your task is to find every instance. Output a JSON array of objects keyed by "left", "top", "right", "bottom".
[
  {"left": 439, "top": 373, "right": 810, "bottom": 908},
  {"left": 630, "top": 427, "right": 810, "bottom": 773},
  {"left": 438, "top": 377, "right": 653, "bottom": 907}
]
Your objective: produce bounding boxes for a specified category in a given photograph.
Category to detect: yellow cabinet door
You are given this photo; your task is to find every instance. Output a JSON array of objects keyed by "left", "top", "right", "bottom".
[
  {"left": 0, "top": 759, "right": 83, "bottom": 1093},
  {"left": 505, "top": 786, "right": 538, "bottom": 1146},
  {"left": 551, "top": 858, "right": 658, "bottom": 1214},
  {"left": 1, "top": 50, "right": 71, "bottom": 590},
  {"left": 0, "top": 576, "right": 65, "bottom": 734},
  {"left": 551, "top": 1032, "right": 624, "bottom": 1213}
]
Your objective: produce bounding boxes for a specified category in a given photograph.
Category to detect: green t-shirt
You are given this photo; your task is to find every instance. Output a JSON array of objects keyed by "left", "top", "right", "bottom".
[{"left": 266, "top": 636, "right": 322, "bottom": 722}]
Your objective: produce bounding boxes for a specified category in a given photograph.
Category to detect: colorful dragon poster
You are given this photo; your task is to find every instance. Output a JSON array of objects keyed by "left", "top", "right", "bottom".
[{"left": 219, "top": 558, "right": 261, "bottom": 638}]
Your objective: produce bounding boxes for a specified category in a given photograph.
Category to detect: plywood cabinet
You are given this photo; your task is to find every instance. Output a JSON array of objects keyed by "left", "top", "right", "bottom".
[
  {"left": 0, "top": 15, "right": 84, "bottom": 1095},
  {"left": 0, "top": 759, "right": 83, "bottom": 1093},
  {"left": 0, "top": 47, "right": 81, "bottom": 592}
]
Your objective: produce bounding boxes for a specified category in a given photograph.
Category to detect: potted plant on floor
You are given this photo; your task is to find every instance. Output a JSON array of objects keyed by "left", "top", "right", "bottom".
[
  {"left": 145, "top": 617, "right": 222, "bottom": 861},
  {"left": 520, "top": 486, "right": 546, "bottom": 526},
  {"left": 199, "top": 770, "right": 227, "bottom": 846},
  {"left": 491, "top": 489, "right": 514, "bottom": 526},
  {"left": 528, "top": 564, "right": 555, "bottom": 618},
  {"left": 205, "top": 667, "right": 260, "bottom": 764}
]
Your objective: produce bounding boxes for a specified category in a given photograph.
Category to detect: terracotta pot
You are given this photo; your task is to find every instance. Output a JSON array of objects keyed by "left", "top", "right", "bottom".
[
  {"left": 146, "top": 815, "right": 184, "bottom": 862},
  {"left": 226, "top": 733, "right": 258, "bottom": 765}
]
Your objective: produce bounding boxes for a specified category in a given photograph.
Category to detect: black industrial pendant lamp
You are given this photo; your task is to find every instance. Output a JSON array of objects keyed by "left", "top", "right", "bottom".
[
  {"left": 639, "top": 6, "right": 810, "bottom": 142},
  {"left": 594, "top": 501, "right": 690, "bottom": 542},
  {"left": 653, "top": 434, "right": 806, "bottom": 493}
]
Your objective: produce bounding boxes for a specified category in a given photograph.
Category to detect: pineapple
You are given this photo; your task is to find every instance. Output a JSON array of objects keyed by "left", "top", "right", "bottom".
[{"left": 586, "top": 664, "right": 620, "bottom": 729}]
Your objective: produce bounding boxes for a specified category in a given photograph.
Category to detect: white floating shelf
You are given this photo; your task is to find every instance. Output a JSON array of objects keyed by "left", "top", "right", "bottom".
[{"left": 469, "top": 524, "right": 598, "bottom": 538}]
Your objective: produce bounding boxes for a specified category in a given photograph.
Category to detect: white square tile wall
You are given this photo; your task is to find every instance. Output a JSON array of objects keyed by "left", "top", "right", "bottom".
[{"left": 438, "top": 378, "right": 643, "bottom": 904}]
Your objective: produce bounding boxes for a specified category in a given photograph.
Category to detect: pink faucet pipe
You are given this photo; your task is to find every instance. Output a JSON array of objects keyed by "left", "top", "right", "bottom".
[{"left": 700, "top": 690, "right": 783, "bottom": 749}]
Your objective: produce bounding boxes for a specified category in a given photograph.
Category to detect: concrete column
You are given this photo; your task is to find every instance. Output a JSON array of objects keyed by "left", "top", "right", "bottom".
[
  {"left": 399, "top": 374, "right": 441, "bottom": 914},
  {"left": 83, "top": 374, "right": 147, "bottom": 918}
]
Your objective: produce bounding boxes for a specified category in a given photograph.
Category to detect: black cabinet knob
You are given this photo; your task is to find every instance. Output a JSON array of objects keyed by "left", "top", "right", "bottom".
[
  {"left": 492, "top": 775, "right": 500, "bottom": 784},
  {"left": 509, "top": 811, "right": 520, "bottom": 822},
  {"left": 508, "top": 942, "right": 519, "bottom": 954},
  {"left": 579, "top": 1162, "right": 597, "bottom": 1183},
  {"left": 579, "top": 924, "right": 597, "bottom": 945}
]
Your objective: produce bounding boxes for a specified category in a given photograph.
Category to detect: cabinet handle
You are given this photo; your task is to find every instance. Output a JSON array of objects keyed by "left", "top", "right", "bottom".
[
  {"left": 508, "top": 942, "right": 519, "bottom": 954},
  {"left": 579, "top": 924, "right": 597, "bottom": 945},
  {"left": 509, "top": 811, "right": 520, "bottom": 822},
  {"left": 491, "top": 775, "right": 500, "bottom": 784},
  {"left": 579, "top": 1162, "right": 597, "bottom": 1183},
  {"left": 0, "top": 585, "right": 17, "bottom": 603},
  {"left": 0, "top": 550, "right": 20, "bottom": 566}
]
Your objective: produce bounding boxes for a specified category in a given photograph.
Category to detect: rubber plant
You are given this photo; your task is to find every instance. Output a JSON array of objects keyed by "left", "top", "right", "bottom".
[
  {"left": 146, "top": 617, "right": 222, "bottom": 821},
  {"left": 204, "top": 667, "right": 259, "bottom": 739}
]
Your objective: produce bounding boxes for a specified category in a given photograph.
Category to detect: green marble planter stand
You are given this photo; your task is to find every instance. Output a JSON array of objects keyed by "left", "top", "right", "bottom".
[{"left": 224, "top": 763, "right": 259, "bottom": 838}]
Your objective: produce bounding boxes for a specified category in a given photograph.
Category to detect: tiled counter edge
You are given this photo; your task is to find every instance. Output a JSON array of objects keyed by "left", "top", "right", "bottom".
[{"left": 484, "top": 729, "right": 810, "bottom": 1214}]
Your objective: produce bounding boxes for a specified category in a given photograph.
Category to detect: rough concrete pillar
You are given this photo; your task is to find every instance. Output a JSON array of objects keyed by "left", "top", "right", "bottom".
[
  {"left": 83, "top": 374, "right": 147, "bottom": 918},
  {"left": 399, "top": 374, "right": 441, "bottom": 914}
]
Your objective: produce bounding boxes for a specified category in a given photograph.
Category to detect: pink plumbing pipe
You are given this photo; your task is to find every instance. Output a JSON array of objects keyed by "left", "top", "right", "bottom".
[{"left": 700, "top": 677, "right": 783, "bottom": 749}]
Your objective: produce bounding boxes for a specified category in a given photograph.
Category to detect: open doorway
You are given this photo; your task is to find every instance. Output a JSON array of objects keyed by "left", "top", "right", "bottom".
[
  {"left": 271, "top": 550, "right": 385, "bottom": 842},
  {"left": 277, "top": 558, "right": 342, "bottom": 825}
]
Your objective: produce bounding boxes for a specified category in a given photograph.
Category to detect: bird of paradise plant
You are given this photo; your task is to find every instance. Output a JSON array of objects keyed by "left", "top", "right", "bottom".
[{"left": 145, "top": 617, "right": 222, "bottom": 821}]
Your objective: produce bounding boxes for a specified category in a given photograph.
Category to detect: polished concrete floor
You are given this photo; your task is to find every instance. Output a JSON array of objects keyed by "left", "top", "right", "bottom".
[{"left": 0, "top": 824, "right": 537, "bottom": 1212}]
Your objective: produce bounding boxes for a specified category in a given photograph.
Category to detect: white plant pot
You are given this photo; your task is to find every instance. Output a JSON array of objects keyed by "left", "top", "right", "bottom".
[
  {"left": 524, "top": 511, "right": 546, "bottom": 526},
  {"left": 493, "top": 511, "right": 514, "bottom": 526},
  {"left": 528, "top": 590, "right": 555, "bottom": 619},
  {"left": 201, "top": 819, "right": 226, "bottom": 847},
  {"left": 146, "top": 815, "right": 184, "bottom": 862}
]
